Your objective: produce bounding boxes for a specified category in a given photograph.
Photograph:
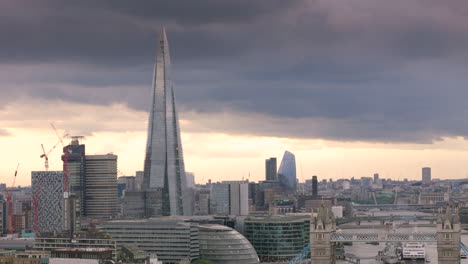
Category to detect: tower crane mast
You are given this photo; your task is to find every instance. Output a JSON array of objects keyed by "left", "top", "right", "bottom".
[{"left": 5, "top": 163, "right": 19, "bottom": 234}]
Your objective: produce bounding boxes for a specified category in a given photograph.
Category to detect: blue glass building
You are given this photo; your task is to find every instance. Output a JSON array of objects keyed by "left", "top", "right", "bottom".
[{"left": 277, "top": 151, "right": 297, "bottom": 193}]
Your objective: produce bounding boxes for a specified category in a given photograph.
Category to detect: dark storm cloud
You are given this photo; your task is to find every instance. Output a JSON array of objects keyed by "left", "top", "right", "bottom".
[{"left": 2, "top": 0, "right": 468, "bottom": 142}]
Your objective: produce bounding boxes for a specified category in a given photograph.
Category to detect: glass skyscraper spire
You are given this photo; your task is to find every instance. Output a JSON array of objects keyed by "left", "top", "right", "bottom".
[{"left": 143, "top": 28, "right": 187, "bottom": 216}]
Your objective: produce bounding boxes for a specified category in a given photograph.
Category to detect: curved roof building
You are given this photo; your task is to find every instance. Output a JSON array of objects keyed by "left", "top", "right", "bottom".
[
  {"left": 199, "top": 225, "right": 259, "bottom": 264},
  {"left": 278, "top": 151, "right": 297, "bottom": 193}
]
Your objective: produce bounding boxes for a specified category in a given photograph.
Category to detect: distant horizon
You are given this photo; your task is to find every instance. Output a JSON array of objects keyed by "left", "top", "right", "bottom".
[{"left": 2, "top": 1, "right": 468, "bottom": 185}]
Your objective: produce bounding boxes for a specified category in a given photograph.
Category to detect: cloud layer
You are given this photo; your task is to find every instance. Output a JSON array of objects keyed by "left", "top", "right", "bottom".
[{"left": 2, "top": 0, "right": 468, "bottom": 142}]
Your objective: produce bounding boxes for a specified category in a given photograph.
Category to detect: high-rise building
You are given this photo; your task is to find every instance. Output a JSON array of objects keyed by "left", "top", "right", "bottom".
[
  {"left": 277, "top": 151, "right": 297, "bottom": 193},
  {"left": 361, "top": 177, "right": 373, "bottom": 187},
  {"left": 135, "top": 171, "right": 143, "bottom": 191},
  {"left": 84, "top": 154, "right": 118, "bottom": 219},
  {"left": 312, "top": 176, "right": 318, "bottom": 197},
  {"left": 265, "top": 158, "right": 277, "bottom": 181},
  {"left": 62, "top": 136, "right": 85, "bottom": 231},
  {"left": 118, "top": 176, "right": 136, "bottom": 192},
  {"left": 422, "top": 167, "right": 431, "bottom": 184},
  {"left": 142, "top": 28, "right": 188, "bottom": 217},
  {"left": 373, "top": 173, "right": 379, "bottom": 183},
  {"left": 186, "top": 172, "right": 195, "bottom": 188},
  {"left": 31, "top": 171, "right": 64, "bottom": 234},
  {"left": 210, "top": 181, "right": 249, "bottom": 216}
]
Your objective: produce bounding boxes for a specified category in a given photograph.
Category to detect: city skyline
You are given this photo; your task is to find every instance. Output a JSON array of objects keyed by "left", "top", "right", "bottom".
[{"left": 2, "top": 1, "right": 468, "bottom": 185}]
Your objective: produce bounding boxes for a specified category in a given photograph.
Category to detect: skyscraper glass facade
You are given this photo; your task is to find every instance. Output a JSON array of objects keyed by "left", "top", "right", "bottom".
[
  {"left": 143, "top": 28, "right": 187, "bottom": 216},
  {"left": 277, "top": 151, "right": 297, "bottom": 193}
]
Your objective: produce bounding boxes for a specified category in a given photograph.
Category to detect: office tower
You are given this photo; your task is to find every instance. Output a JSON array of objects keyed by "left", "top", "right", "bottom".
[
  {"left": 277, "top": 151, "right": 297, "bottom": 193},
  {"left": 210, "top": 181, "right": 249, "bottom": 216},
  {"left": 361, "top": 177, "right": 373, "bottom": 187},
  {"left": 373, "top": 173, "right": 379, "bottom": 183},
  {"left": 85, "top": 154, "right": 118, "bottom": 218},
  {"left": 31, "top": 171, "right": 64, "bottom": 234},
  {"left": 422, "top": 167, "right": 431, "bottom": 184},
  {"left": 265, "top": 158, "right": 277, "bottom": 181},
  {"left": 186, "top": 172, "right": 195, "bottom": 188},
  {"left": 135, "top": 171, "right": 143, "bottom": 191},
  {"left": 118, "top": 176, "right": 136, "bottom": 192},
  {"left": 62, "top": 136, "right": 85, "bottom": 232},
  {"left": 194, "top": 189, "right": 210, "bottom": 216},
  {"left": 142, "top": 28, "right": 188, "bottom": 216},
  {"left": 312, "top": 176, "right": 318, "bottom": 197}
]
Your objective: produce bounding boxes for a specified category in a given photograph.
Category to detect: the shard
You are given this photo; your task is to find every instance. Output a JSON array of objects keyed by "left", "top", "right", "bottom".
[{"left": 143, "top": 28, "right": 188, "bottom": 216}]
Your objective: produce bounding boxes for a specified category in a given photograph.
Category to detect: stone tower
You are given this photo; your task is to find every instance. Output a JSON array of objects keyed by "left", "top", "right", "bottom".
[
  {"left": 311, "top": 207, "right": 336, "bottom": 264},
  {"left": 437, "top": 207, "right": 461, "bottom": 264}
]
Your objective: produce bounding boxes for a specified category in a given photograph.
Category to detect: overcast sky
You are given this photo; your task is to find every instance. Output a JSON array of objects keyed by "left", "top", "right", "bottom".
[{"left": 2, "top": 0, "right": 468, "bottom": 184}]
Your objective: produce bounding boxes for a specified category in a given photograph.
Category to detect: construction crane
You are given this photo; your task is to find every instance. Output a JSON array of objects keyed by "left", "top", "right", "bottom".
[
  {"left": 50, "top": 123, "right": 70, "bottom": 194},
  {"left": 5, "top": 163, "right": 20, "bottom": 234},
  {"left": 40, "top": 132, "right": 68, "bottom": 171}
]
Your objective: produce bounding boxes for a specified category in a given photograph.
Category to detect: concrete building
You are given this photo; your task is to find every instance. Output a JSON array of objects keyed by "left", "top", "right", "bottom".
[
  {"left": 342, "top": 180, "right": 350, "bottom": 190},
  {"left": 135, "top": 171, "right": 144, "bottom": 191},
  {"left": 122, "top": 191, "right": 145, "bottom": 219},
  {"left": 97, "top": 219, "right": 200, "bottom": 263},
  {"left": 193, "top": 189, "right": 210, "bottom": 216},
  {"left": 118, "top": 176, "right": 136, "bottom": 192},
  {"left": 373, "top": 173, "right": 379, "bottom": 183},
  {"left": 419, "top": 191, "right": 449, "bottom": 204},
  {"left": 186, "top": 172, "right": 195, "bottom": 188},
  {"left": 98, "top": 218, "right": 258, "bottom": 264},
  {"left": 84, "top": 154, "right": 118, "bottom": 219},
  {"left": 360, "top": 177, "right": 373, "bottom": 187},
  {"left": 422, "top": 167, "right": 431, "bottom": 184},
  {"left": 31, "top": 171, "right": 64, "bottom": 234},
  {"left": 210, "top": 181, "right": 249, "bottom": 216},
  {"left": 142, "top": 28, "right": 189, "bottom": 217},
  {"left": 331, "top": 206, "right": 343, "bottom": 218},
  {"left": 265, "top": 158, "right": 277, "bottom": 181}
]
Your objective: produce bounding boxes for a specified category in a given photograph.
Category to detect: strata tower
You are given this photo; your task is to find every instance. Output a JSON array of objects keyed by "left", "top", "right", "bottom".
[{"left": 143, "top": 28, "right": 187, "bottom": 216}]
